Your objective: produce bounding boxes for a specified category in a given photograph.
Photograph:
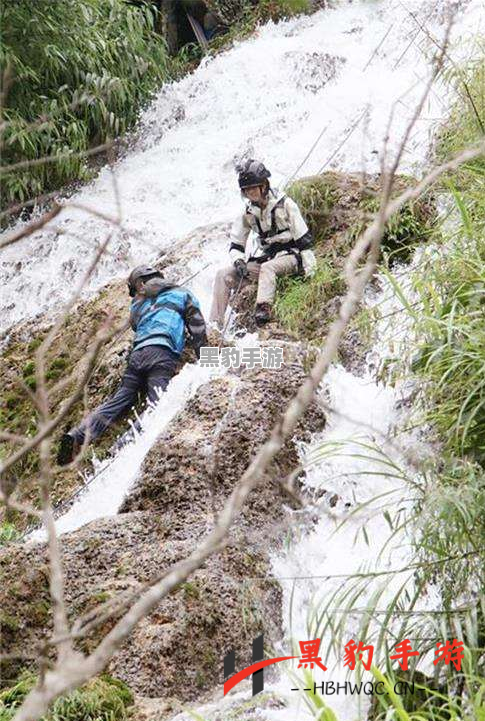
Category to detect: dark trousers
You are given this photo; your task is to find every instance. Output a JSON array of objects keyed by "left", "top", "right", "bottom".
[{"left": 71, "top": 345, "right": 179, "bottom": 444}]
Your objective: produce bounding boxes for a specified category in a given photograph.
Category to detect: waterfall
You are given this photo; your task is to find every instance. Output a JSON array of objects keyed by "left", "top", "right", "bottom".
[{"left": 4, "top": 0, "right": 483, "bottom": 716}]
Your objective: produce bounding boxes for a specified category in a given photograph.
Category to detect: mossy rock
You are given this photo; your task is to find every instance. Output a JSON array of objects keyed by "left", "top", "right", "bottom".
[
  {"left": 0, "top": 234, "right": 201, "bottom": 535},
  {"left": 274, "top": 171, "right": 435, "bottom": 344},
  {"left": 286, "top": 173, "right": 340, "bottom": 247},
  {"left": 206, "top": 0, "right": 255, "bottom": 25},
  {"left": 0, "top": 281, "right": 132, "bottom": 534},
  {"left": 207, "top": 0, "right": 311, "bottom": 25}
]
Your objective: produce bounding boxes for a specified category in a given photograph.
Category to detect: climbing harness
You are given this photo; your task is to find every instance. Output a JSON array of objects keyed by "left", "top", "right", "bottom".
[
  {"left": 247, "top": 195, "right": 305, "bottom": 276},
  {"left": 252, "top": 195, "right": 288, "bottom": 242}
]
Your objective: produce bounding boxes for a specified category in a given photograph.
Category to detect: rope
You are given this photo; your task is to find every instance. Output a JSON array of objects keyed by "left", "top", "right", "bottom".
[{"left": 219, "top": 274, "right": 244, "bottom": 347}]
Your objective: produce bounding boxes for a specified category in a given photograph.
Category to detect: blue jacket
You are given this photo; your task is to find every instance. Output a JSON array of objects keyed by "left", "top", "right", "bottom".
[{"left": 130, "top": 279, "right": 207, "bottom": 358}]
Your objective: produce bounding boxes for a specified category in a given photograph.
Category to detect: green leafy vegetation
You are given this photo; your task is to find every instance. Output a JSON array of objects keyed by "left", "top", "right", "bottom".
[
  {"left": 202, "top": 0, "right": 312, "bottom": 64},
  {"left": 392, "top": 56, "right": 485, "bottom": 462},
  {"left": 350, "top": 195, "right": 434, "bottom": 264},
  {"left": 1, "top": 0, "right": 170, "bottom": 209},
  {"left": 275, "top": 259, "right": 343, "bottom": 343},
  {"left": 1, "top": 0, "right": 315, "bottom": 212},
  {"left": 206, "top": 0, "right": 310, "bottom": 28},
  {"left": 286, "top": 173, "right": 340, "bottom": 246},
  {"left": 297, "top": 55, "right": 485, "bottom": 721},
  {"left": 0, "top": 522, "right": 20, "bottom": 546},
  {"left": 0, "top": 673, "right": 133, "bottom": 721},
  {"left": 369, "top": 663, "right": 485, "bottom": 720},
  {"left": 273, "top": 173, "right": 434, "bottom": 343}
]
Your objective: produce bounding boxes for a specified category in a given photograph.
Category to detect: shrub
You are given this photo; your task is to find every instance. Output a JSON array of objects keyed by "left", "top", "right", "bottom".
[
  {"left": 392, "top": 56, "right": 485, "bottom": 462},
  {"left": 1, "top": 0, "right": 170, "bottom": 209},
  {"left": 0, "top": 673, "right": 133, "bottom": 720}
]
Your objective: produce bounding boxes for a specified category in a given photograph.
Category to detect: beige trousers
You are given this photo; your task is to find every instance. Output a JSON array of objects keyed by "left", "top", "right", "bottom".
[{"left": 209, "top": 254, "right": 298, "bottom": 325}]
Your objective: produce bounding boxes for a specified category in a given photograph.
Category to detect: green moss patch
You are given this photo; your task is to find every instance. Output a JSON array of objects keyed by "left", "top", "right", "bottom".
[
  {"left": 203, "top": 0, "right": 312, "bottom": 55},
  {"left": 0, "top": 282, "right": 130, "bottom": 534},
  {"left": 0, "top": 523, "right": 20, "bottom": 546},
  {"left": 206, "top": 0, "right": 311, "bottom": 26},
  {"left": 275, "top": 259, "right": 342, "bottom": 344}
]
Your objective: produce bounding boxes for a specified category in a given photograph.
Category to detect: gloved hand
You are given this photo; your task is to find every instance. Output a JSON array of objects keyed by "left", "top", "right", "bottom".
[{"left": 234, "top": 258, "right": 249, "bottom": 279}]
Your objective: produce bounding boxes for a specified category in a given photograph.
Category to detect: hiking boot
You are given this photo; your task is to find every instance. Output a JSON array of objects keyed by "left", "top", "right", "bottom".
[
  {"left": 57, "top": 432, "right": 81, "bottom": 466},
  {"left": 254, "top": 302, "right": 272, "bottom": 326}
]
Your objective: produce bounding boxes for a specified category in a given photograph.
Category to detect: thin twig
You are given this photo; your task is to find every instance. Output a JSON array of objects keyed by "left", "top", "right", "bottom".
[
  {"left": 0, "top": 204, "right": 62, "bottom": 250},
  {"left": 0, "top": 141, "right": 114, "bottom": 176}
]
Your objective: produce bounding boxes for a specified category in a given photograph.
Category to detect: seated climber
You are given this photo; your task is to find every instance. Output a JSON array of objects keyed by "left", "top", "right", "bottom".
[
  {"left": 57, "top": 265, "right": 207, "bottom": 466},
  {"left": 209, "top": 158, "right": 316, "bottom": 329}
]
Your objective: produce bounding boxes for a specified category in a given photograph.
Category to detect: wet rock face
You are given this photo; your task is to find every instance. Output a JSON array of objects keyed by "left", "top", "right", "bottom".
[
  {"left": 121, "top": 361, "right": 325, "bottom": 530},
  {"left": 0, "top": 512, "right": 279, "bottom": 699},
  {"left": 0, "top": 226, "right": 213, "bottom": 532},
  {"left": 0, "top": 357, "right": 325, "bottom": 699}
]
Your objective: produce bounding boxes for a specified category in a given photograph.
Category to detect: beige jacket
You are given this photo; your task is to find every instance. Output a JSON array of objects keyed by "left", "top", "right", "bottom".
[{"left": 228, "top": 188, "right": 316, "bottom": 275}]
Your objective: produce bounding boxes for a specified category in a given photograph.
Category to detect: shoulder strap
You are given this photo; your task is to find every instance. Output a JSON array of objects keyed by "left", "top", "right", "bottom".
[
  {"left": 269, "top": 195, "right": 287, "bottom": 237},
  {"left": 252, "top": 195, "right": 288, "bottom": 242},
  {"left": 152, "top": 290, "right": 186, "bottom": 319}
]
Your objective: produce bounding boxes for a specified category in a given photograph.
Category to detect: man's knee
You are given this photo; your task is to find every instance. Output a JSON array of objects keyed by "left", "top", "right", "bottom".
[
  {"left": 259, "top": 262, "right": 277, "bottom": 280},
  {"left": 262, "top": 257, "right": 297, "bottom": 278}
]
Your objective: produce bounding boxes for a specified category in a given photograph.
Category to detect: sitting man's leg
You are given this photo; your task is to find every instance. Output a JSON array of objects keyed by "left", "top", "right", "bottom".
[
  {"left": 209, "top": 265, "right": 239, "bottom": 328},
  {"left": 255, "top": 254, "right": 298, "bottom": 325},
  {"left": 57, "top": 352, "right": 144, "bottom": 465},
  {"left": 209, "top": 263, "right": 259, "bottom": 328}
]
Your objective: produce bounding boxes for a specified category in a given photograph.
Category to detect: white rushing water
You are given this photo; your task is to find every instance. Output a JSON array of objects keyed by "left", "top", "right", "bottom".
[
  {"left": 1, "top": 0, "right": 482, "bottom": 332},
  {"left": 8, "top": 0, "right": 484, "bottom": 717},
  {"left": 165, "top": 261, "right": 436, "bottom": 721},
  {"left": 264, "top": 276, "right": 423, "bottom": 721},
  {"left": 25, "top": 230, "right": 258, "bottom": 541},
  {"left": 28, "top": 361, "right": 223, "bottom": 542}
]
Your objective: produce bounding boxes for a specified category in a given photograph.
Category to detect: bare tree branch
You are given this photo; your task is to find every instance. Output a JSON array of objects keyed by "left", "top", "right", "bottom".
[
  {"left": 0, "top": 204, "right": 62, "bottom": 250},
  {"left": 0, "top": 317, "right": 129, "bottom": 478},
  {"left": 39, "top": 434, "right": 73, "bottom": 662},
  {"left": 0, "top": 489, "right": 43, "bottom": 519},
  {"left": 346, "top": 139, "right": 485, "bottom": 285},
  {"left": 0, "top": 142, "right": 114, "bottom": 176},
  {"left": 0, "top": 430, "right": 26, "bottom": 445},
  {"left": 0, "top": 189, "right": 61, "bottom": 223}
]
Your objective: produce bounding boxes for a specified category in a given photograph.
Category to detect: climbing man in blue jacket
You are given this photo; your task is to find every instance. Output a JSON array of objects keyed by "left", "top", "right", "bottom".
[{"left": 57, "top": 265, "right": 208, "bottom": 465}]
